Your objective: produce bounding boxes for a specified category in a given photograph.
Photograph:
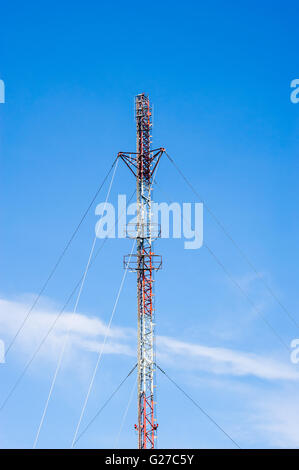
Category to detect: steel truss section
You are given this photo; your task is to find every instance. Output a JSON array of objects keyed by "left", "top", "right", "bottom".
[
  {"left": 119, "top": 93, "right": 165, "bottom": 449},
  {"left": 123, "top": 253, "right": 162, "bottom": 272}
]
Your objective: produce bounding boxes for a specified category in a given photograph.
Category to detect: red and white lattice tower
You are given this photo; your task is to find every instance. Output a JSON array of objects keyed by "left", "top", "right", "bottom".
[{"left": 119, "top": 93, "right": 164, "bottom": 449}]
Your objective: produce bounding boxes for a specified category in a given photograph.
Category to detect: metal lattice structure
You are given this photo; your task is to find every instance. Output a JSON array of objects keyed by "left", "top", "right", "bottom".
[{"left": 119, "top": 93, "right": 165, "bottom": 449}]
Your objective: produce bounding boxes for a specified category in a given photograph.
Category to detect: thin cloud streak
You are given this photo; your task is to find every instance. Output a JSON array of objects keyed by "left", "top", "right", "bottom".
[
  {"left": 157, "top": 336, "right": 298, "bottom": 381},
  {"left": 0, "top": 295, "right": 297, "bottom": 382}
]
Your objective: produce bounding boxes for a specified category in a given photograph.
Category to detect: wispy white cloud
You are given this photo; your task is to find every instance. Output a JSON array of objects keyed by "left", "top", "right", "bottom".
[
  {"left": 253, "top": 393, "right": 299, "bottom": 448},
  {"left": 217, "top": 382, "right": 299, "bottom": 448},
  {"left": 0, "top": 295, "right": 297, "bottom": 383},
  {"left": 0, "top": 296, "right": 135, "bottom": 363},
  {"left": 1, "top": 295, "right": 299, "bottom": 448},
  {"left": 157, "top": 336, "right": 299, "bottom": 381}
]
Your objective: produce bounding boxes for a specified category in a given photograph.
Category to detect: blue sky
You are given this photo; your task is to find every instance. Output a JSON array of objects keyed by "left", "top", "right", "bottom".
[{"left": 0, "top": 0, "right": 299, "bottom": 449}]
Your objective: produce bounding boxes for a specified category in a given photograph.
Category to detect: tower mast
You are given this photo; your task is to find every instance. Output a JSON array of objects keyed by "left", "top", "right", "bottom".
[
  {"left": 119, "top": 93, "right": 164, "bottom": 448},
  {"left": 135, "top": 93, "right": 156, "bottom": 449}
]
